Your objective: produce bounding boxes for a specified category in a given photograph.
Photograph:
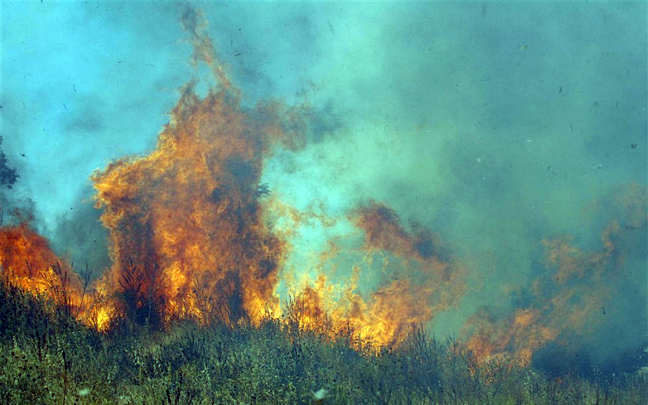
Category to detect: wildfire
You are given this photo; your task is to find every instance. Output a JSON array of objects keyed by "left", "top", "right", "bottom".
[
  {"left": 0, "top": 223, "right": 78, "bottom": 296},
  {"left": 0, "top": 8, "right": 466, "bottom": 346},
  {"left": 86, "top": 7, "right": 467, "bottom": 346},
  {"left": 338, "top": 202, "right": 465, "bottom": 345},
  {"left": 464, "top": 183, "right": 647, "bottom": 364},
  {"left": 0, "top": 223, "right": 112, "bottom": 330},
  {"left": 2, "top": 6, "right": 643, "bottom": 365}
]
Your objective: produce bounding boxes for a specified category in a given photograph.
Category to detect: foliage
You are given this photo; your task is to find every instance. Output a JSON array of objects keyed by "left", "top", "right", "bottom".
[{"left": 0, "top": 279, "right": 646, "bottom": 404}]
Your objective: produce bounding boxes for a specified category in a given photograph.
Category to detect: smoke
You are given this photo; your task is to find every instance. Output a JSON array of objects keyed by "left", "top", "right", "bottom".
[
  {"left": 49, "top": 185, "right": 110, "bottom": 277},
  {"left": 2, "top": 2, "right": 646, "bottom": 371}
]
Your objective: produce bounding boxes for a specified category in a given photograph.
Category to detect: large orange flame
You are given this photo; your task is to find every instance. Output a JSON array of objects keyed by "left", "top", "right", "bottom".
[
  {"left": 92, "top": 82, "right": 306, "bottom": 327},
  {"left": 92, "top": 80, "right": 304, "bottom": 326},
  {"left": 86, "top": 8, "right": 466, "bottom": 343}
]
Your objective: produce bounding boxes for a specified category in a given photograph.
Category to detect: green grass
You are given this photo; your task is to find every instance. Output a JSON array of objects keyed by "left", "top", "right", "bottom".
[{"left": 0, "top": 280, "right": 646, "bottom": 404}]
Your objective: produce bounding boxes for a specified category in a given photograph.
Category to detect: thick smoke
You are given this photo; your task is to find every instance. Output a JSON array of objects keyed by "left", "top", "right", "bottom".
[{"left": 49, "top": 185, "right": 110, "bottom": 277}]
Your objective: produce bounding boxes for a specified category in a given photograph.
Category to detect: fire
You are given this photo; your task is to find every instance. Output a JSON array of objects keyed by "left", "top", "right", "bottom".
[
  {"left": 276, "top": 202, "right": 466, "bottom": 346},
  {"left": 0, "top": 223, "right": 78, "bottom": 297},
  {"left": 87, "top": 7, "right": 466, "bottom": 343},
  {"left": 92, "top": 76, "right": 301, "bottom": 326},
  {"left": 88, "top": 8, "right": 308, "bottom": 328},
  {"left": 465, "top": 183, "right": 647, "bottom": 364},
  {"left": 338, "top": 202, "right": 465, "bottom": 345},
  {"left": 0, "top": 223, "right": 111, "bottom": 330},
  {"left": 5, "top": 7, "right": 642, "bottom": 364},
  {"left": 0, "top": 8, "right": 466, "bottom": 345}
]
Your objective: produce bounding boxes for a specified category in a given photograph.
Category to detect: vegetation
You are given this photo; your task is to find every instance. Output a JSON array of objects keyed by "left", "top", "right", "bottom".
[{"left": 0, "top": 279, "right": 646, "bottom": 405}]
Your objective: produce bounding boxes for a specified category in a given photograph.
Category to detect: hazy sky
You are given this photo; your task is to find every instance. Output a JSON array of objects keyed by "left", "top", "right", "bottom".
[{"left": 1, "top": 2, "right": 646, "bottom": 341}]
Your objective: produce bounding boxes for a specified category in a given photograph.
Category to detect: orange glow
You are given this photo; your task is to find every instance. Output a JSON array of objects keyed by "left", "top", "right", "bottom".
[
  {"left": 465, "top": 185, "right": 646, "bottom": 364},
  {"left": 85, "top": 9, "right": 467, "bottom": 345},
  {"left": 0, "top": 224, "right": 79, "bottom": 298},
  {"left": 85, "top": 8, "right": 305, "bottom": 329},
  {"left": 0, "top": 223, "right": 117, "bottom": 331},
  {"left": 275, "top": 202, "right": 466, "bottom": 347},
  {"left": 92, "top": 82, "right": 297, "bottom": 326}
]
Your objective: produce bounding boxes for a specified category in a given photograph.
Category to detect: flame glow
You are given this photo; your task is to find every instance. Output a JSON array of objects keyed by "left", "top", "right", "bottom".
[{"left": 464, "top": 184, "right": 647, "bottom": 364}]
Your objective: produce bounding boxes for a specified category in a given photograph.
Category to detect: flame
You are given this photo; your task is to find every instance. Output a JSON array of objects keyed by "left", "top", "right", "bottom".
[
  {"left": 0, "top": 223, "right": 111, "bottom": 329},
  {"left": 276, "top": 202, "right": 466, "bottom": 346},
  {"left": 92, "top": 77, "right": 303, "bottom": 327},
  {"left": 0, "top": 9, "right": 466, "bottom": 345},
  {"left": 89, "top": 8, "right": 306, "bottom": 328},
  {"left": 7, "top": 8, "right": 642, "bottom": 363},
  {"left": 465, "top": 183, "right": 647, "bottom": 363},
  {"left": 0, "top": 223, "right": 77, "bottom": 296},
  {"left": 85, "top": 8, "right": 466, "bottom": 342},
  {"left": 339, "top": 202, "right": 465, "bottom": 345}
]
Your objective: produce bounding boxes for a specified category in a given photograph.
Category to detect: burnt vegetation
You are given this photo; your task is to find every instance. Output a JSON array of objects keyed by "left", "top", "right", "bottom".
[{"left": 0, "top": 274, "right": 646, "bottom": 404}]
